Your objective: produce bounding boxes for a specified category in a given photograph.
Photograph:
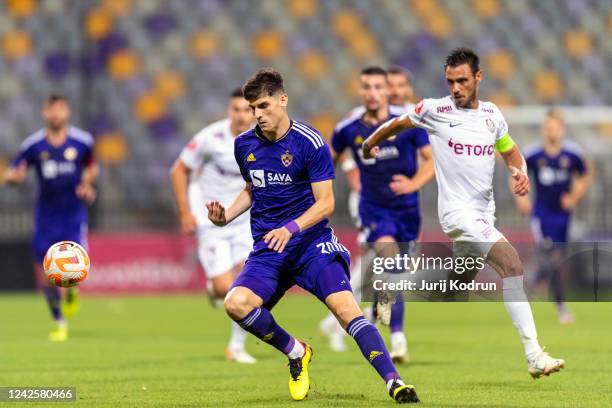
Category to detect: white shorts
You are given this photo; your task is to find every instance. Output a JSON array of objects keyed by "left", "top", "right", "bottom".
[
  {"left": 440, "top": 210, "right": 505, "bottom": 258},
  {"left": 197, "top": 224, "right": 252, "bottom": 279}
]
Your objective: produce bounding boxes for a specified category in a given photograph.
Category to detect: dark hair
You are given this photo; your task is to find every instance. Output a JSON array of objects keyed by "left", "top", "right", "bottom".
[
  {"left": 360, "top": 66, "right": 387, "bottom": 77},
  {"left": 387, "top": 65, "right": 413, "bottom": 83},
  {"left": 242, "top": 68, "right": 285, "bottom": 102},
  {"left": 444, "top": 48, "right": 480, "bottom": 74},
  {"left": 546, "top": 107, "right": 564, "bottom": 122},
  {"left": 230, "top": 88, "right": 244, "bottom": 98},
  {"left": 46, "top": 93, "right": 69, "bottom": 104}
]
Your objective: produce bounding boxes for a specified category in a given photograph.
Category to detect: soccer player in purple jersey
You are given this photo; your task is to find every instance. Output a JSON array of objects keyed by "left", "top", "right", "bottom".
[
  {"left": 206, "top": 69, "right": 419, "bottom": 403},
  {"left": 322, "top": 67, "right": 434, "bottom": 362},
  {"left": 516, "top": 109, "right": 593, "bottom": 323},
  {"left": 3, "top": 94, "right": 97, "bottom": 342}
]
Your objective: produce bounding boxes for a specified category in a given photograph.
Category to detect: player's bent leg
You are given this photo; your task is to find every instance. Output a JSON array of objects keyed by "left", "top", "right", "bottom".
[
  {"left": 322, "top": 269, "right": 419, "bottom": 403},
  {"left": 224, "top": 286, "right": 310, "bottom": 399},
  {"left": 217, "top": 265, "right": 256, "bottom": 364},
  {"left": 487, "top": 239, "right": 565, "bottom": 378}
]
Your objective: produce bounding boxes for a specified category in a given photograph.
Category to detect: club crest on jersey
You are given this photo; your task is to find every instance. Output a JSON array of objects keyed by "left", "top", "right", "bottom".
[
  {"left": 559, "top": 155, "right": 570, "bottom": 168},
  {"left": 39, "top": 151, "right": 49, "bottom": 161},
  {"left": 354, "top": 135, "right": 364, "bottom": 145},
  {"left": 485, "top": 118, "right": 495, "bottom": 134},
  {"left": 64, "top": 147, "right": 78, "bottom": 161},
  {"left": 281, "top": 150, "right": 293, "bottom": 167}
]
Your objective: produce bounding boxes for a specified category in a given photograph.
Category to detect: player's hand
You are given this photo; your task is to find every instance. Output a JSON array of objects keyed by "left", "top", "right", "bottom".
[
  {"left": 263, "top": 227, "right": 292, "bottom": 253},
  {"left": 3, "top": 161, "right": 27, "bottom": 185},
  {"left": 509, "top": 166, "right": 529, "bottom": 196},
  {"left": 76, "top": 183, "right": 97, "bottom": 204},
  {"left": 206, "top": 201, "right": 227, "bottom": 226},
  {"left": 362, "top": 142, "right": 379, "bottom": 159},
  {"left": 560, "top": 193, "right": 577, "bottom": 211},
  {"left": 389, "top": 174, "right": 419, "bottom": 195},
  {"left": 180, "top": 212, "right": 197, "bottom": 234}
]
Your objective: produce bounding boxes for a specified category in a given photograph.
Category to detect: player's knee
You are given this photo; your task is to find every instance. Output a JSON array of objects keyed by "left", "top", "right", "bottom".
[
  {"left": 223, "top": 288, "right": 251, "bottom": 320},
  {"left": 505, "top": 258, "right": 523, "bottom": 277},
  {"left": 330, "top": 301, "right": 361, "bottom": 328}
]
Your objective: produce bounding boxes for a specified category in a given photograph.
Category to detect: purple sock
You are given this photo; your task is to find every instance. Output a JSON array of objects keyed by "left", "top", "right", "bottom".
[
  {"left": 43, "top": 286, "right": 62, "bottom": 321},
  {"left": 390, "top": 293, "right": 404, "bottom": 333},
  {"left": 237, "top": 307, "right": 294, "bottom": 355},
  {"left": 346, "top": 316, "right": 400, "bottom": 383}
]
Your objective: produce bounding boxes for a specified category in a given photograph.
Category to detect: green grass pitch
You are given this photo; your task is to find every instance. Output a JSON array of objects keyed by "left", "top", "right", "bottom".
[{"left": 0, "top": 294, "right": 610, "bottom": 407}]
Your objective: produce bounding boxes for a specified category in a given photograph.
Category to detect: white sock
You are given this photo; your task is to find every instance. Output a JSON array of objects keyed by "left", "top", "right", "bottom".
[
  {"left": 349, "top": 256, "right": 363, "bottom": 301},
  {"left": 390, "top": 331, "right": 406, "bottom": 346},
  {"left": 228, "top": 321, "right": 248, "bottom": 350},
  {"left": 386, "top": 378, "right": 404, "bottom": 391},
  {"left": 287, "top": 338, "right": 305, "bottom": 359},
  {"left": 502, "top": 276, "right": 542, "bottom": 361},
  {"left": 321, "top": 312, "right": 337, "bottom": 330}
]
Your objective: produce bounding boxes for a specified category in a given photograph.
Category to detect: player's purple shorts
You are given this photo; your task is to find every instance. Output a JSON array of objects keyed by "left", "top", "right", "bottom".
[
  {"left": 359, "top": 200, "right": 421, "bottom": 244},
  {"left": 33, "top": 217, "right": 87, "bottom": 261},
  {"left": 231, "top": 228, "right": 351, "bottom": 309},
  {"left": 532, "top": 211, "right": 570, "bottom": 243}
]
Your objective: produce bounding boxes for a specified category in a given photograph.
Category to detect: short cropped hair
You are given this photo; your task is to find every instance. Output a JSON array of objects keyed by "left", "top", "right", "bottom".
[
  {"left": 230, "top": 88, "right": 244, "bottom": 98},
  {"left": 387, "top": 65, "right": 413, "bottom": 83},
  {"left": 444, "top": 48, "right": 480, "bottom": 74},
  {"left": 242, "top": 68, "right": 285, "bottom": 102},
  {"left": 46, "top": 93, "right": 69, "bottom": 104},
  {"left": 360, "top": 66, "right": 387, "bottom": 77}
]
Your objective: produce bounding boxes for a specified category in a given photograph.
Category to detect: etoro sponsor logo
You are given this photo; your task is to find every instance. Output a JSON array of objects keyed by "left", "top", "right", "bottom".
[{"left": 448, "top": 139, "right": 494, "bottom": 156}]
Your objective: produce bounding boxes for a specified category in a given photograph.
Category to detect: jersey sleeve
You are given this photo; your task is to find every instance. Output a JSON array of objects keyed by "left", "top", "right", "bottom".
[
  {"left": 566, "top": 143, "right": 587, "bottom": 175},
  {"left": 233, "top": 138, "right": 251, "bottom": 182},
  {"left": 330, "top": 127, "right": 347, "bottom": 155},
  {"left": 493, "top": 105, "right": 510, "bottom": 141},
  {"left": 404, "top": 98, "right": 435, "bottom": 133},
  {"left": 11, "top": 141, "right": 35, "bottom": 167},
  {"left": 412, "top": 128, "right": 430, "bottom": 149},
  {"left": 306, "top": 140, "right": 335, "bottom": 183},
  {"left": 179, "top": 130, "right": 209, "bottom": 171}
]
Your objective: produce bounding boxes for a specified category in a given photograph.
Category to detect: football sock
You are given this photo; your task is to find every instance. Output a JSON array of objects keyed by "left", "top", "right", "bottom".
[
  {"left": 502, "top": 276, "right": 542, "bottom": 361},
  {"left": 43, "top": 286, "right": 62, "bottom": 321},
  {"left": 346, "top": 316, "right": 400, "bottom": 384},
  {"left": 389, "top": 293, "right": 404, "bottom": 333},
  {"left": 237, "top": 307, "right": 301, "bottom": 357},
  {"left": 228, "top": 321, "right": 248, "bottom": 350}
]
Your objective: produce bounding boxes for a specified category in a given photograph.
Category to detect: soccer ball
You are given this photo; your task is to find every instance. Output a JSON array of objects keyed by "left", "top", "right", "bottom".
[{"left": 43, "top": 241, "right": 90, "bottom": 287}]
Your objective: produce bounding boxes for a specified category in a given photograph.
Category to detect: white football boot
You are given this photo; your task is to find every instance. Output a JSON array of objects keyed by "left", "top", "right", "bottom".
[{"left": 528, "top": 349, "right": 565, "bottom": 379}]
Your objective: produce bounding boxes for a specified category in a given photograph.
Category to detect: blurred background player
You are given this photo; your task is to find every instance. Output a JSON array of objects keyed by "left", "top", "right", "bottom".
[
  {"left": 2, "top": 94, "right": 97, "bottom": 341},
  {"left": 363, "top": 48, "right": 565, "bottom": 379},
  {"left": 322, "top": 66, "right": 433, "bottom": 362},
  {"left": 170, "top": 88, "right": 256, "bottom": 364},
  {"left": 516, "top": 109, "right": 593, "bottom": 324}
]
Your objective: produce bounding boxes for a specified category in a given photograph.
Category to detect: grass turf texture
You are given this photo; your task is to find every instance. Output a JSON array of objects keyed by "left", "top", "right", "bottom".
[{"left": 0, "top": 294, "right": 610, "bottom": 407}]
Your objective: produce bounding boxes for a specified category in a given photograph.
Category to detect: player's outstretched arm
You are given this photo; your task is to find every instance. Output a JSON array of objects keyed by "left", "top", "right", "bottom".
[
  {"left": 206, "top": 183, "right": 253, "bottom": 227},
  {"left": 170, "top": 158, "right": 197, "bottom": 233},
  {"left": 263, "top": 180, "right": 334, "bottom": 253},
  {"left": 362, "top": 115, "right": 415, "bottom": 159},
  {"left": 2, "top": 161, "right": 27, "bottom": 186},
  {"left": 500, "top": 144, "right": 529, "bottom": 196}
]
